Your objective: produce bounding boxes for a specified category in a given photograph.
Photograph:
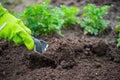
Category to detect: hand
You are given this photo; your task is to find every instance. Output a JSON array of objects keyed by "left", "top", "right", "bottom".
[{"left": 0, "top": 3, "right": 34, "bottom": 50}]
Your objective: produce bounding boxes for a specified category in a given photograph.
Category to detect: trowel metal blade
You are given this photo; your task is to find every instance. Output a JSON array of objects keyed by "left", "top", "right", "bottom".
[{"left": 32, "top": 37, "right": 48, "bottom": 53}]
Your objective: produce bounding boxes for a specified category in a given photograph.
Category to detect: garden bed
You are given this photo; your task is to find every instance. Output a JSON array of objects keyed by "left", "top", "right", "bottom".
[{"left": 0, "top": 0, "right": 120, "bottom": 80}]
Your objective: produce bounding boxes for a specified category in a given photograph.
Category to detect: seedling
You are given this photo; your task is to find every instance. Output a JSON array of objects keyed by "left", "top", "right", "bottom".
[
  {"left": 80, "top": 4, "right": 110, "bottom": 35},
  {"left": 61, "top": 5, "right": 79, "bottom": 28},
  {"left": 20, "top": 0, "right": 64, "bottom": 37},
  {"left": 115, "top": 23, "right": 120, "bottom": 47},
  {"left": 19, "top": 0, "right": 79, "bottom": 37}
]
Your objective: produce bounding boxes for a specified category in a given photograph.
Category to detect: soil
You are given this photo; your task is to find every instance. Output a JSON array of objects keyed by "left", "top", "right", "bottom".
[{"left": 0, "top": 0, "right": 120, "bottom": 80}]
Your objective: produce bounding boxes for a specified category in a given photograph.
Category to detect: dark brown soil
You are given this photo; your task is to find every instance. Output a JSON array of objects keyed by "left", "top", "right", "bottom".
[{"left": 0, "top": 0, "right": 120, "bottom": 80}]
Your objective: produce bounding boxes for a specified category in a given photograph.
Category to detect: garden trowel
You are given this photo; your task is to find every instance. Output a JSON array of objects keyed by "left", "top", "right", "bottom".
[
  {"left": 32, "top": 37, "right": 54, "bottom": 61},
  {"left": 32, "top": 37, "right": 48, "bottom": 54}
]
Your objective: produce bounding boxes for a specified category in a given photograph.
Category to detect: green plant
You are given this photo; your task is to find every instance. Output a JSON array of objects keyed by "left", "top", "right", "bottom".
[
  {"left": 20, "top": 0, "right": 64, "bottom": 37},
  {"left": 117, "top": 16, "right": 120, "bottom": 20},
  {"left": 61, "top": 5, "right": 79, "bottom": 27},
  {"left": 115, "top": 24, "right": 120, "bottom": 47},
  {"left": 80, "top": 4, "right": 110, "bottom": 35},
  {"left": 19, "top": 0, "right": 79, "bottom": 37}
]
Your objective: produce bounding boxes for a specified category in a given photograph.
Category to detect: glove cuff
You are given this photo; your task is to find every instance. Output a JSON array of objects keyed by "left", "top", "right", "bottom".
[{"left": 0, "top": 3, "right": 7, "bottom": 17}]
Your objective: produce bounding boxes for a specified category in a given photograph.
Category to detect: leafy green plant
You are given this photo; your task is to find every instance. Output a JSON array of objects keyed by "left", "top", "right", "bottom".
[
  {"left": 117, "top": 16, "right": 120, "bottom": 20},
  {"left": 116, "top": 16, "right": 120, "bottom": 37},
  {"left": 20, "top": 0, "right": 64, "bottom": 37},
  {"left": 19, "top": 0, "right": 79, "bottom": 37},
  {"left": 80, "top": 4, "right": 110, "bottom": 35},
  {"left": 61, "top": 5, "right": 79, "bottom": 27},
  {"left": 115, "top": 23, "right": 120, "bottom": 47}
]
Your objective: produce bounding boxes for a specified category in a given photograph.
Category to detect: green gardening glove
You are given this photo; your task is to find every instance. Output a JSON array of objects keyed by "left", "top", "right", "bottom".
[{"left": 0, "top": 3, "right": 34, "bottom": 50}]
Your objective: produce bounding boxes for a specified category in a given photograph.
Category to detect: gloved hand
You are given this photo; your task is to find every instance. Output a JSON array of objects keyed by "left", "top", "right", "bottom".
[{"left": 0, "top": 3, "right": 34, "bottom": 50}]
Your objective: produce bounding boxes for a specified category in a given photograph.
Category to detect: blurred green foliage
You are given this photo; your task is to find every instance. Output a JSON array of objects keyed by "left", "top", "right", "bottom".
[
  {"left": 19, "top": 0, "right": 79, "bottom": 37},
  {"left": 115, "top": 20, "right": 120, "bottom": 47}
]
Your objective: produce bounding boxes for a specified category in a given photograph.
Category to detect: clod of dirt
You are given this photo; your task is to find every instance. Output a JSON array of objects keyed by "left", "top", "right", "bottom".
[
  {"left": 42, "top": 39, "right": 79, "bottom": 69},
  {"left": 60, "top": 60, "right": 76, "bottom": 69},
  {"left": 91, "top": 39, "right": 109, "bottom": 56}
]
